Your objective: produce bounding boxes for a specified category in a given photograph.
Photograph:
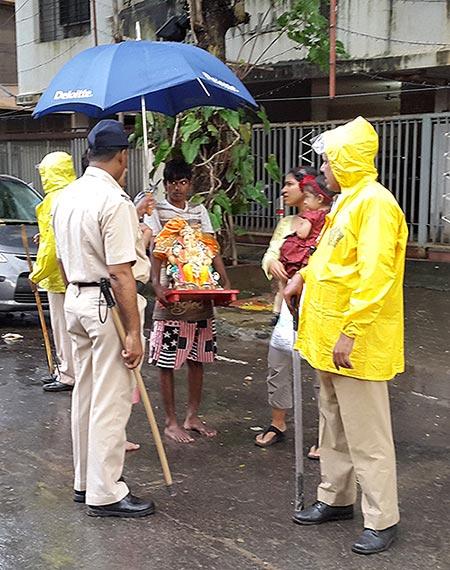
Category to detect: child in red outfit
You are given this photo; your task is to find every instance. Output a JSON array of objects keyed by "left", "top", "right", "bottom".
[{"left": 279, "top": 175, "right": 334, "bottom": 278}]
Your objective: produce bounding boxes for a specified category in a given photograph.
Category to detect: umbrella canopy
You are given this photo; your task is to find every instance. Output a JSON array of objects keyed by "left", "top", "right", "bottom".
[{"left": 32, "top": 41, "right": 257, "bottom": 118}]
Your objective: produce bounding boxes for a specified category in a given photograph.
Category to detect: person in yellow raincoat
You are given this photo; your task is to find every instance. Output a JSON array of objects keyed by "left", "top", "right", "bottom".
[
  {"left": 285, "top": 117, "right": 408, "bottom": 555},
  {"left": 30, "top": 152, "right": 77, "bottom": 392}
]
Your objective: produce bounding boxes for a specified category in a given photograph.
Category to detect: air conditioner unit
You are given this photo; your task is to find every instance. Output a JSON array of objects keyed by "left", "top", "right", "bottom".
[{"left": 16, "top": 92, "right": 42, "bottom": 107}]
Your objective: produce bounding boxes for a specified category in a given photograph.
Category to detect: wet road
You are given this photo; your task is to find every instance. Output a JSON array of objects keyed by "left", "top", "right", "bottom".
[{"left": 0, "top": 262, "right": 449, "bottom": 570}]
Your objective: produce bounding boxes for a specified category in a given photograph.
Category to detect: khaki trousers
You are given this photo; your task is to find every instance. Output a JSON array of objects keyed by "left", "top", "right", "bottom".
[
  {"left": 64, "top": 285, "right": 146, "bottom": 506},
  {"left": 48, "top": 291, "right": 75, "bottom": 386},
  {"left": 317, "top": 370, "right": 400, "bottom": 530}
]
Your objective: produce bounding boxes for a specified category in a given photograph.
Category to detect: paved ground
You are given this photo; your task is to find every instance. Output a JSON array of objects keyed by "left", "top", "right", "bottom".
[{"left": 0, "top": 261, "right": 449, "bottom": 570}]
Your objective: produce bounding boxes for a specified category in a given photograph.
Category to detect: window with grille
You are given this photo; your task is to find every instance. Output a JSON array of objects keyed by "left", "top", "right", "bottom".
[{"left": 39, "top": 0, "right": 91, "bottom": 42}]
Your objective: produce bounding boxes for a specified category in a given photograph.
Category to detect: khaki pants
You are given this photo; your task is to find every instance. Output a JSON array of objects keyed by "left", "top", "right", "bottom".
[
  {"left": 317, "top": 370, "right": 400, "bottom": 530},
  {"left": 64, "top": 285, "right": 146, "bottom": 506},
  {"left": 48, "top": 291, "right": 75, "bottom": 386}
]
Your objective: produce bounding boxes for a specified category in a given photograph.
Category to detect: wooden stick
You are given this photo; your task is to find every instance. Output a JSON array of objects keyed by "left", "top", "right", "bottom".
[
  {"left": 21, "top": 225, "right": 54, "bottom": 376},
  {"left": 107, "top": 300, "right": 174, "bottom": 493}
]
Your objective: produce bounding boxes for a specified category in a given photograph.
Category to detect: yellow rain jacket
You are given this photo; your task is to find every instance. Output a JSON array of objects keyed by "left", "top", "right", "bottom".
[
  {"left": 296, "top": 117, "right": 408, "bottom": 381},
  {"left": 29, "top": 152, "right": 77, "bottom": 292}
]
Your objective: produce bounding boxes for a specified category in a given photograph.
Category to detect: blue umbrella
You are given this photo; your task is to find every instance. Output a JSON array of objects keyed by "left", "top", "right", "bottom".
[{"left": 32, "top": 40, "right": 257, "bottom": 118}]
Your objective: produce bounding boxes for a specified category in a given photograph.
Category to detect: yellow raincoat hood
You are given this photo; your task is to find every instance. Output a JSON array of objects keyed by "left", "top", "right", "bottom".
[
  {"left": 296, "top": 117, "right": 408, "bottom": 381},
  {"left": 30, "top": 152, "right": 77, "bottom": 292},
  {"left": 322, "top": 116, "right": 378, "bottom": 192},
  {"left": 38, "top": 151, "right": 76, "bottom": 194}
]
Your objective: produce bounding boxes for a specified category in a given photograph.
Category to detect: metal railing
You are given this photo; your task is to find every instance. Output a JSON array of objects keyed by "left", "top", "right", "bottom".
[
  {"left": 239, "top": 112, "right": 450, "bottom": 246},
  {"left": 1, "top": 112, "right": 449, "bottom": 246}
]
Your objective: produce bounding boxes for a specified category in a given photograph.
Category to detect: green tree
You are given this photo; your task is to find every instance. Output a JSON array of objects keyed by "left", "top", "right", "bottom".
[{"left": 133, "top": 1, "right": 345, "bottom": 264}]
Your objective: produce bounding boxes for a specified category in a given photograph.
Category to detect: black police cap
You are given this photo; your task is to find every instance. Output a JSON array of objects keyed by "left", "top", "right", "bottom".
[{"left": 87, "top": 119, "right": 130, "bottom": 149}]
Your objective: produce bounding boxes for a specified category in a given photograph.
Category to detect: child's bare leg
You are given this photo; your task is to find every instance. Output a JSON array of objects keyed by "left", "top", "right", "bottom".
[
  {"left": 184, "top": 360, "right": 217, "bottom": 437},
  {"left": 159, "top": 367, "right": 194, "bottom": 443}
]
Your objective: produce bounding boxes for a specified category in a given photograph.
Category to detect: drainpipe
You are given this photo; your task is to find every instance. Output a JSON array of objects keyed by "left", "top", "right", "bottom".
[
  {"left": 329, "top": 0, "right": 337, "bottom": 99},
  {"left": 91, "top": 0, "right": 98, "bottom": 46}
]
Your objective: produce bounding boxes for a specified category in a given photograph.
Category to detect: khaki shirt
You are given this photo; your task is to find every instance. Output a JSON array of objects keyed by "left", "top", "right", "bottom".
[{"left": 53, "top": 166, "right": 150, "bottom": 284}]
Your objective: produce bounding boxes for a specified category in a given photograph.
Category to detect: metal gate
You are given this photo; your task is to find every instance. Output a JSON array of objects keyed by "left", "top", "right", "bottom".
[
  {"left": 241, "top": 112, "right": 450, "bottom": 246},
  {"left": 1, "top": 112, "right": 449, "bottom": 246}
]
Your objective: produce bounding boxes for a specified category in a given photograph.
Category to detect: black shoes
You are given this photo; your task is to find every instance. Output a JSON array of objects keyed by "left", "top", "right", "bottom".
[
  {"left": 351, "top": 525, "right": 398, "bottom": 555},
  {"left": 87, "top": 493, "right": 155, "bottom": 518},
  {"left": 43, "top": 381, "right": 74, "bottom": 392},
  {"left": 293, "top": 502, "right": 397, "bottom": 555},
  {"left": 292, "top": 501, "right": 354, "bottom": 525}
]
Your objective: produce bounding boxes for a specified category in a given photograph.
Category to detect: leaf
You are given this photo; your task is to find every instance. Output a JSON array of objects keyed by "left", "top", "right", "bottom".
[
  {"left": 201, "top": 107, "right": 215, "bottom": 121},
  {"left": 219, "top": 109, "right": 240, "bottom": 130},
  {"left": 180, "top": 115, "right": 202, "bottom": 142},
  {"left": 256, "top": 107, "right": 271, "bottom": 134},
  {"left": 207, "top": 124, "right": 219, "bottom": 137},
  {"left": 208, "top": 211, "right": 222, "bottom": 231},
  {"left": 239, "top": 123, "right": 252, "bottom": 144},
  {"left": 264, "top": 154, "right": 282, "bottom": 183},
  {"left": 213, "top": 192, "right": 232, "bottom": 213},
  {"left": 190, "top": 193, "right": 206, "bottom": 205},
  {"left": 234, "top": 227, "right": 247, "bottom": 237},
  {"left": 181, "top": 135, "right": 209, "bottom": 164},
  {"left": 153, "top": 140, "right": 172, "bottom": 169}
]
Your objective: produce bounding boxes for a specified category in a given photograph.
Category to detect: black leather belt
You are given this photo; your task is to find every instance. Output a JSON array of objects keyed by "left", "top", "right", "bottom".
[
  {"left": 72, "top": 282, "right": 103, "bottom": 288},
  {"left": 71, "top": 280, "right": 146, "bottom": 294}
]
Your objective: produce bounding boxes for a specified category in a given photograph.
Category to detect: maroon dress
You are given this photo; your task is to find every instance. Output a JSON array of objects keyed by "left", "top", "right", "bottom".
[{"left": 279, "top": 209, "right": 328, "bottom": 278}]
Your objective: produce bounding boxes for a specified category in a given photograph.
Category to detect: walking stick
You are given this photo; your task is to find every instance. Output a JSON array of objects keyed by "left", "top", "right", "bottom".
[
  {"left": 291, "top": 297, "right": 304, "bottom": 513},
  {"left": 99, "top": 279, "right": 174, "bottom": 495},
  {"left": 21, "top": 225, "right": 54, "bottom": 377}
]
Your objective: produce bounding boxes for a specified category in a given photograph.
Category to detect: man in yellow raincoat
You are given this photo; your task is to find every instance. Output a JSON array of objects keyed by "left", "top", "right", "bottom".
[
  {"left": 285, "top": 117, "right": 408, "bottom": 555},
  {"left": 30, "top": 152, "right": 77, "bottom": 392}
]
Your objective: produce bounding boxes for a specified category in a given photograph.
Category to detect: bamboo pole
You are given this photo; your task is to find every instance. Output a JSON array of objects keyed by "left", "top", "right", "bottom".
[{"left": 21, "top": 225, "right": 54, "bottom": 376}]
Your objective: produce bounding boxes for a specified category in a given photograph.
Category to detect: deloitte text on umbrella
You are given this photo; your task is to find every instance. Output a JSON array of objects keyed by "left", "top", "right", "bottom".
[{"left": 53, "top": 89, "right": 93, "bottom": 100}]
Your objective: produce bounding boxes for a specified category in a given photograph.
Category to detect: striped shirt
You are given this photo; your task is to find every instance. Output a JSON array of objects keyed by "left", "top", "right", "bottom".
[
  {"left": 143, "top": 199, "right": 213, "bottom": 234},
  {"left": 145, "top": 198, "right": 215, "bottom": 322}
]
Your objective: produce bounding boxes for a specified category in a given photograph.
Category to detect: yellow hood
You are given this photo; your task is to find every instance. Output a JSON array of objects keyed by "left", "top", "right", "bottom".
[
  {"left": 323, "top": 116, "right": 379, "bottom": 192},
  {"left": 38, "top": 151, "right": 76, "bottom": 195}
]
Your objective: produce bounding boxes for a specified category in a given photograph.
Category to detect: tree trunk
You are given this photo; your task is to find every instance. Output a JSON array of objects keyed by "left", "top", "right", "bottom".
[{"left": 187, "top": 0, "right": 249, "bottom": 61}]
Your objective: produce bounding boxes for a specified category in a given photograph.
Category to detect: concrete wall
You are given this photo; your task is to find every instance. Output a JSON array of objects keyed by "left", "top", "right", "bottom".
[
  {"left": 16, "top": 0, "right": 114, "bottom": 96},
  {"left": 226, "top": 0, "right": 450, "bottom": 67},
  {"left": 16, "top": 0, "right": 450, "bottom": 97},
  {"left": 0, "top": 1, "right": 17, "bottom": 85}
]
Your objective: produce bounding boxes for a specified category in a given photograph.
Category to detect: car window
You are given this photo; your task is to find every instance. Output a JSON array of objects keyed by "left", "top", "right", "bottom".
[{"left": 0, "top": 178, "right": 41, "bottom": 222}]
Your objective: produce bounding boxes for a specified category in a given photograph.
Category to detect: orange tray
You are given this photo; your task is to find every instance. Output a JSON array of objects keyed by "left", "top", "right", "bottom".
[{"left": 165, "top": 289, "right": 239, "bottom": 306}]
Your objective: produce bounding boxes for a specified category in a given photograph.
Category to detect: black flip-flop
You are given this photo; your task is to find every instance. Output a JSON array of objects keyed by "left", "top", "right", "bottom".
[{"left": 255, "top": 425, "right": 286, "bottom": 448}]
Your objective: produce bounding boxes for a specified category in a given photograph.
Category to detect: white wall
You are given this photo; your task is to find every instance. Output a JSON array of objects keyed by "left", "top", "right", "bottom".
[
  {"left": 338, "top": 0, "right": 449, "bottom": 58},
  {"left": 226, "top": 0, "right": 450, "bottom": 65},
  {"left": 16, "top": 0, "right": 114, "bottom": 96},
  {"left": 17, "top": 0, "right": 450, "bottom": 97}
]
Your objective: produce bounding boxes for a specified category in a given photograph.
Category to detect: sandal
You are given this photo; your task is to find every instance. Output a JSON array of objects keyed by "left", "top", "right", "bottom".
[
  {"left": 255, "top": 425, "right": 286, "bottom": 448},
  {"left": 307, "top": 445, "right": 320, "bottom": 460}
]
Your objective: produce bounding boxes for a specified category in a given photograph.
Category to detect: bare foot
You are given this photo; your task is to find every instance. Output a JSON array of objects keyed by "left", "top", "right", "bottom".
[
  {"left": 184, "top": 416, "right": 217, "bottom": 438},
  {"left": 164, "top": 424, "right": 195, "bottom": 444},
  {"left": 125, "top": 441, "right": 140, "bottom": 452}
]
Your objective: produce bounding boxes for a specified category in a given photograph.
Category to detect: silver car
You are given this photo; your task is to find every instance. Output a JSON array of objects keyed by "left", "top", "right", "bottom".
[{"left": 0, "top": 174, "right": 48, "bottom": 312}]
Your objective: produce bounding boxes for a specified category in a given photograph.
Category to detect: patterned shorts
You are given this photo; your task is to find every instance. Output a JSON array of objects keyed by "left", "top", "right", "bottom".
[{"left": 149, "top": 318, "right": 217, "bottom": 369}]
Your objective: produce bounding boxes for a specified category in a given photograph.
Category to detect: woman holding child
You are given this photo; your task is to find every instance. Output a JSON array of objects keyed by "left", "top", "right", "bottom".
[{"left": 255, "top": 166, "right": 334, "bottom": 451}]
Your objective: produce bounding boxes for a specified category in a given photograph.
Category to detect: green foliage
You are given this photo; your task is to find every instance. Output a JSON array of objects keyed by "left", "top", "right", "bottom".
[
  {"left": 277, "top": 0, "right": 347, "bottom": 70},
  {"left": 132, "top": 104, "right": 279, "bottom": 256},
  {"left": 264, "top": 154, "right": 282, "bottom": 183}
]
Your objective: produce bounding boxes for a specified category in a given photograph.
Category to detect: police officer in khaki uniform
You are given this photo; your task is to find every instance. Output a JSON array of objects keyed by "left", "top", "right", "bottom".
[{"left": 53, "top": 120, "right": 154, "bottom": 517}]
